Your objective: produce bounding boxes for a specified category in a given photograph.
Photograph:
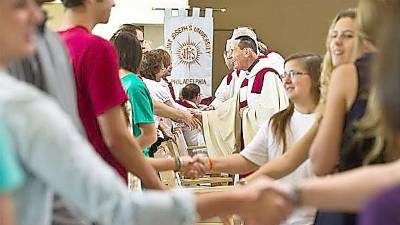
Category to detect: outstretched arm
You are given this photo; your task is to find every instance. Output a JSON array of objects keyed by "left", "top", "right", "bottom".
[
  {"left": 152, "top": 99, "right": 200, "bottom": 129},
  {"left": 245, "top": 121, "right": 319, "bottom": 181},
  {"left": 98, "top": 105, "right": 166, "bottom": 190},
  {"left": 0, "top": 195, "right": 16, "bottom": 225},
  {"left": 298, "top": 160, "right": 400, "bottom": 211},
  {"left": 205, "top": 154, "right": 259, "bottom": 175}
]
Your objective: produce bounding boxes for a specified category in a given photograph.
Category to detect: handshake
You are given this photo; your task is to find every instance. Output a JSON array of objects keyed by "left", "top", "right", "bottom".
[
  {"left": 176, "top": 155, "right": 212, "bottom": 178},
  {"left": 176, "top": 156, "right": 299, "bottom": 225}
]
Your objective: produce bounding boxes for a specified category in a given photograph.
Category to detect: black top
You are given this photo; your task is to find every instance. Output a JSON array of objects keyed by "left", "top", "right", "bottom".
[
  {"left": 314, "top": 53, "right": 385, "bottom": 225},
  {"left": 338, "top": 53, "right": 385, "bottom": 171}
]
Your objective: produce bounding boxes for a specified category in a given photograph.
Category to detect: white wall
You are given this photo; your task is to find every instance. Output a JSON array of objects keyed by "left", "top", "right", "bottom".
[
  {"left": 44, "top": 0, "right": 188, "bottom": 48},
  {"left": 143, "top": 25, "right": 164, "bottom": 50},
  {"left": 93, "top": 0, "right": 189, "bottom": 46}
]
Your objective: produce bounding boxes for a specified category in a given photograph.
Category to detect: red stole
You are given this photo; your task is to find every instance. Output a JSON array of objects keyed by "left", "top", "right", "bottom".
[
  {"left": 176, "top": 99, "right": 197, "bottom": 109},
  {"left": 239, "top": 67, "right": 279, "bottom": 109},
  {"left": 163, "top": 77, "right": 176, "bottom": 100},
  {"left": 226, "top": 70, "right": 241, "bottom": 85}
]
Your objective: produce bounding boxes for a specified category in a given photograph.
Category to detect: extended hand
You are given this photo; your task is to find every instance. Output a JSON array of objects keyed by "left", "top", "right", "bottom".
[
  {"left": 236, "top": 177, "right": 293, "bottom": 225},
  {"left": 180, "top": 111, "right": 201, "bottom": 130},
  {"left": 180, "top": 155, "right": 208, "bottom": 178}
]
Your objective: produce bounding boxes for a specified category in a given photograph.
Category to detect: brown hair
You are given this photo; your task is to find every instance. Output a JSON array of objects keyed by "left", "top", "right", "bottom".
[
  {"left": 181, "top": 84, "right": 200, "bottom": 101},
  {"left": 110, "top": 31, "right": 142, "bottom": 73},
  {"left": 357, "top": 0, "right": 391, "bottom": 46},
  {"left": 270, "top": 53, "right": 322, "bottom": 152},
  {"left": 153, "top": 49, "right": 171, "bottom": 68},
  {"left": 140, "top": 50, "right": 163, "bottom": 80},
  {"left": 235, "top": 36, "right": 258, "bottom": 54},
  {"left": 376, "top": 0, "right": 400, "bottom": 136},
  {"left": 115, "top": 24, "right": 143, "bottom": 37}
]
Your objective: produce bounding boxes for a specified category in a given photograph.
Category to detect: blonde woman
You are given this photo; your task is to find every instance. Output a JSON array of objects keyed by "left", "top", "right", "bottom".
[{"left": 245, "top": 8, "right": 358, "bottom": 181}]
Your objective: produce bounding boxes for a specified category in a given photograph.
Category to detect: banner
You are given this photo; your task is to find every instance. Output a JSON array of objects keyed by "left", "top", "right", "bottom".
[{"left": 164, "top": 8, "right": 213, "bottom": 98}]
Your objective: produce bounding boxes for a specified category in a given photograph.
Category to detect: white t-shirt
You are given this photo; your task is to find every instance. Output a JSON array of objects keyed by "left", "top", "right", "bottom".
[
  {"left": 142, "top": 77, "right": 170, "bottom": 103},
  {"left": 159, "top": 78, "right": 188, "bottom": 111},
  {"left": 240, "top": 109, "right": 316, "bottom": 225}
]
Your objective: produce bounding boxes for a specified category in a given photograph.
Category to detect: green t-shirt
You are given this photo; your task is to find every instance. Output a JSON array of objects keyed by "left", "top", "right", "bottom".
[
  {"left": 121, "top": 73, "right": 155, "bottom": 157},
  {"left": 0, "top": 120, "right": 24, "bottom": 192}
]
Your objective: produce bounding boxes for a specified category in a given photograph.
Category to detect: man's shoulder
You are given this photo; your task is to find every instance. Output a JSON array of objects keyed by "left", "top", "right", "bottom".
[
  {"left": 252, "top": 58, "right": 281, "bottom": 75},
  {"left": 60, "top": 27, "right": 113, "bottom": 51}
]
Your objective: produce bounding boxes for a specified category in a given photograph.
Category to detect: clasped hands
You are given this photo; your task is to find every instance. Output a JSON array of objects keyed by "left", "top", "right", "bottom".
[{"left": 178, "top": 156, "right": 296, "bottom": 225}]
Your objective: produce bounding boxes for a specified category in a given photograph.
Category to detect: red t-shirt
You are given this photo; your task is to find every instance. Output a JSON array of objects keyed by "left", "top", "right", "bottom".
[{"left": 59, "top": 26, "right": 129, "bottom": 181}]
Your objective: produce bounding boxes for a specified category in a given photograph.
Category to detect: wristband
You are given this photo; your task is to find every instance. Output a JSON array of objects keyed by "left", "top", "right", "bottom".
[
  {"left": 207, "top": 157, "right": 214, "bottom": 170},
  {"left": 282, "top": 183, "right": 301, "bottom": 206},
  {"left": 174, "top": 156, "right": 182, "bottom": 172},
  {"left": 237, "top": 178, "right": 248, "bottom": 186}
]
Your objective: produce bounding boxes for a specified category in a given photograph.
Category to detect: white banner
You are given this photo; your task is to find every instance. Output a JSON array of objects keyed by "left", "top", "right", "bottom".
[{"left": 164, "top": 8, "right": 214, "bottom": 98}]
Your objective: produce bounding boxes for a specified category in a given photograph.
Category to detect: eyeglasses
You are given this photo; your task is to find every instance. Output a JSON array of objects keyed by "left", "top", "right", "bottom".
[{"left": 280, "top": 71, "right": 308, "bottom": 79}]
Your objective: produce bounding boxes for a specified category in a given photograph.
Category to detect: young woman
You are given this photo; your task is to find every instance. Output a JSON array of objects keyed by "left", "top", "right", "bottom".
[
  {"left": 140, "top": 50, "right": 179, "bottom": 139},
  {"left": 0, "top": 0, "right": 41, "bottom": 223},
  {"left": 204, "top": 53, "right": 322, "bottom": 225},
  {"left": 140, "top": 50, "right": 174, "bottom": 107},
  {"left": 243, "top": 8, "right": 358, "bottom": 181},
  {"left": 309, "top": 1, "right": 390, "bottom": 224},
  {"left": 110, "top": 31, "right": 156, "bottom": 157},
  {"left": 156, "top": 49, "right": 176, "bottom": 101}
]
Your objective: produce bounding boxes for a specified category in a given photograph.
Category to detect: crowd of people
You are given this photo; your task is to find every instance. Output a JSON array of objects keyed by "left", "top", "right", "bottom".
[{"left": 0, "top": 0, "right": 400, "bottom": 225}]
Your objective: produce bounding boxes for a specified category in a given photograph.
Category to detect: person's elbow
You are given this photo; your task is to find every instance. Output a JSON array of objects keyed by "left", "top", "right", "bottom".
[
  {"left": 310, "top": 150, "right": 335, "bottom": 176},
  {"left": 144, "top": 130, "right": 157, "bottom": 147},
  {"left": 103, "top": 130, "right": 130, "bottom": 151},
  {"left": 311, "top": 162, "right": 332, "bottom": 176},
  {"left": 140, "top": 124, "right": 158, "bottom": 147}
]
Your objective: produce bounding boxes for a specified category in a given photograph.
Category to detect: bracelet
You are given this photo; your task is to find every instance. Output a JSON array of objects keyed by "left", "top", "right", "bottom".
[
  {"left": 237, "top": 178, "right": 248, "bottom": 186},
  {"left": 174, "top": 156, "right": 182, "bottom": 172},
  {"left": 284, "top": 183, "right": 301, "bottom": 206},
  {"left": 207, "top": 157, "right": 214, "bottom": 170}
]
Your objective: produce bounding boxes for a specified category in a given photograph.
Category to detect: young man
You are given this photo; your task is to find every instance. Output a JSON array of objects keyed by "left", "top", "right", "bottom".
[
  {"left": 58, "top": 0, "right": 164, "bottom": 189},
  {"left": 115, "top": 24, "right": 150, "bottom": 54},
  {"left": 177, "top": 84, "right": 202, "bottom": 109},
  {"left": 176, "top": 84, "right": 206, "bottom": 146}
]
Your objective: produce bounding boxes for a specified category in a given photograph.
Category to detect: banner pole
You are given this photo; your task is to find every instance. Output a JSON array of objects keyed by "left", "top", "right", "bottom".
[{"left": 153, "top": 7, "right": 226, "bottom": 12}]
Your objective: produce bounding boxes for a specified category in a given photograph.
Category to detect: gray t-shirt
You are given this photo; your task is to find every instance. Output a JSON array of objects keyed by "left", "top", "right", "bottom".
[
  {"left": 8, "top": 27, "right": 83, "bottom": 133},
  {"left": 0, "top": 71, "right": 196, "bottom": 225}
]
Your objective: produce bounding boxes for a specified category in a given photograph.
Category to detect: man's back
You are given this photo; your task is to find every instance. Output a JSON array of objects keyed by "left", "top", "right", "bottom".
[{"left": 59, "top": 26, "right": 129, "bottom": 180}]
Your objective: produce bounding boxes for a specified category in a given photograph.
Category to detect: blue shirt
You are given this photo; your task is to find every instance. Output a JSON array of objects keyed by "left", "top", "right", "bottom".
[{"left": 0, "top": 119, "right": 24, "bottom": 192}]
